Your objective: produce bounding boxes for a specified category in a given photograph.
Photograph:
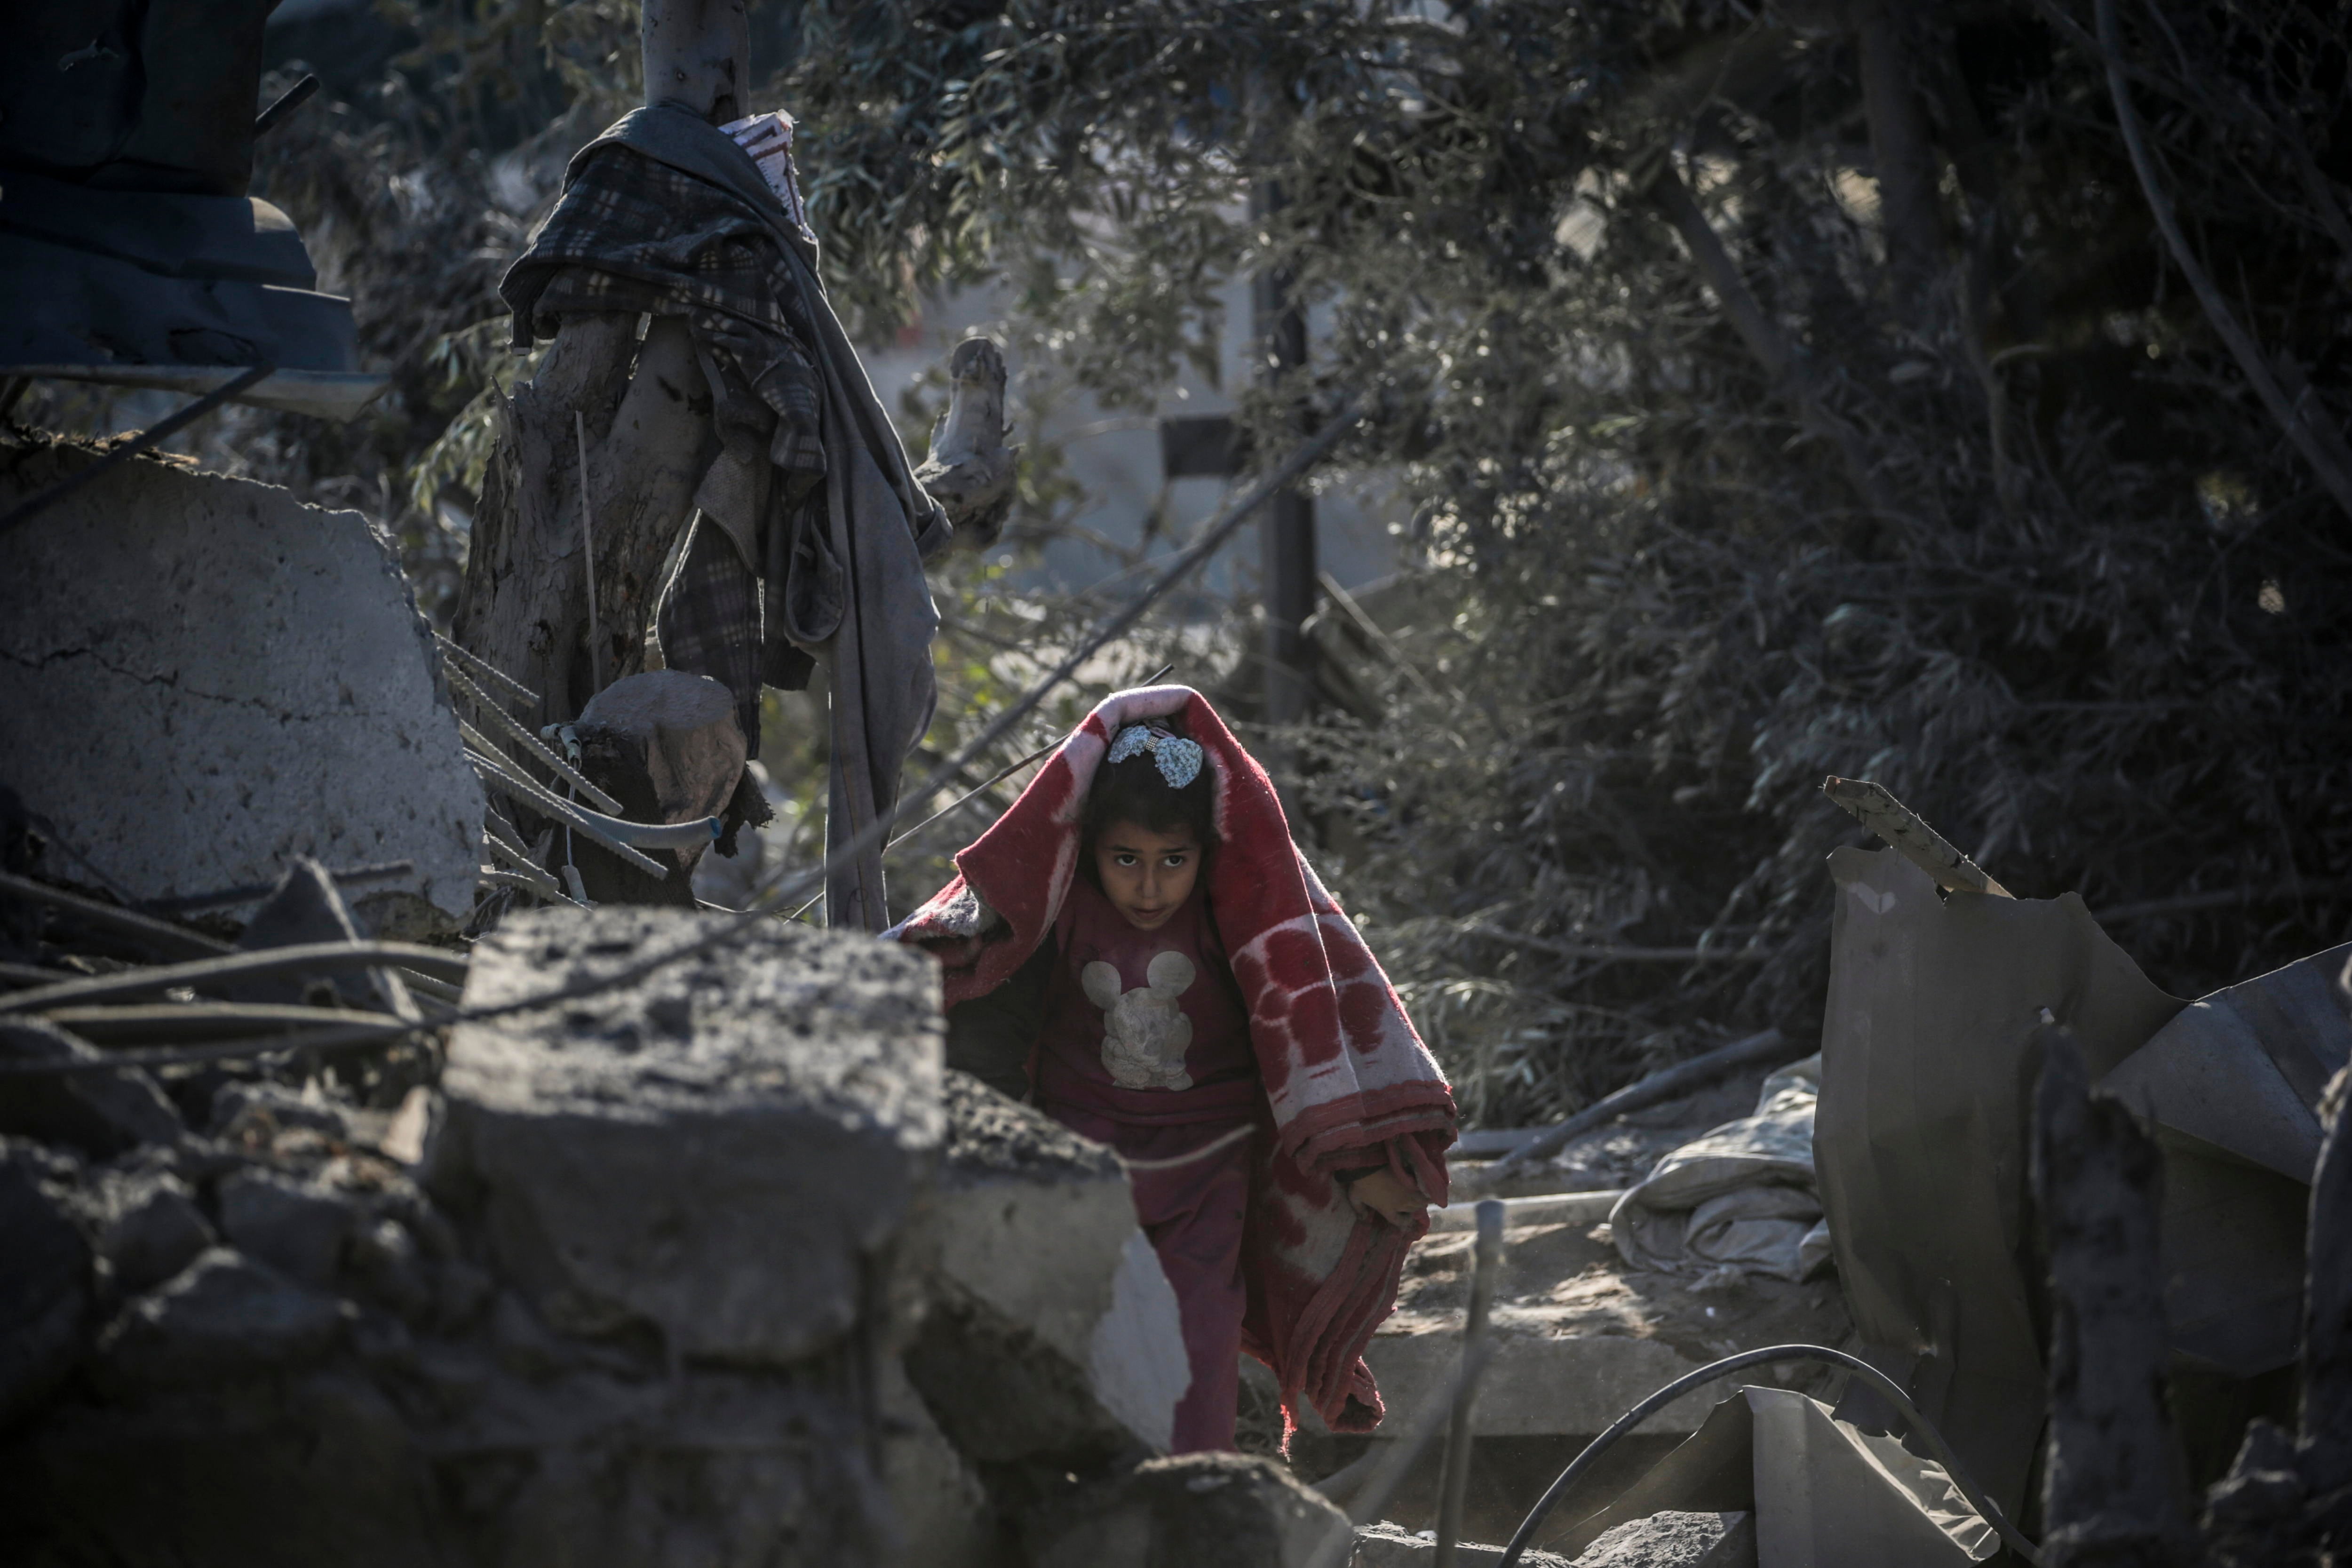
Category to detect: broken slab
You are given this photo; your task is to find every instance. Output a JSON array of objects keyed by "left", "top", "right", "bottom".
[
  {"left": 1315, "top": 1211, "right": 1850, "bottom": 1442},
  {"left": 901, "top": 1071, "right": 1189, "bottom": 1464},
  {"left": 1570, "top": 1512, "right": 1756, "bottom": 1567},
  {"left": 1352, "top": 1521, "right": 1574, "bottom": 1566},
  {"left": 0, "top": 436, "right": 482, "bottom": 921},
  {"left": 433, "top": 906, "right": 943, "bottom": 1365},
  {"left": 94, "top": 1247, "right": 347, "bottom": 1389},
  {"left": 0, "top": 1143, "right": 90, "bottom": 1425},
  {"left": 1026, "top": 1452, "right": 1350, "bottom": 1568},
  {"left": 0, "top": 1016, "right": 184, "bottom": 1157}
]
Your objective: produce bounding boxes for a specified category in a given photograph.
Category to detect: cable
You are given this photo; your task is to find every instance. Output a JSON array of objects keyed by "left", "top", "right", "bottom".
[{"left": 1494, "top": 1343, "right": 2041, "bottom": 1567}]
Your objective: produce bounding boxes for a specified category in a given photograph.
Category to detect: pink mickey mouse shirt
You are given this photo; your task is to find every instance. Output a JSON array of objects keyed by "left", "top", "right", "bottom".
[{"left": 1031, "top": 876, "right": 1259, "bottom": 1124}]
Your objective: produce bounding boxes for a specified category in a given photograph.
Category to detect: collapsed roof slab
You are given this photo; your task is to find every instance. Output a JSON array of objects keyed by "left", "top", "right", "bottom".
[{"left": 0, "top": 436, "right": 481, "bottom": 927}]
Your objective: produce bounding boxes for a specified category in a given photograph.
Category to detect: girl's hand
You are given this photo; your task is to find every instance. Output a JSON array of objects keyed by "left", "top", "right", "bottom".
[{"left": 1347, "top": 1168, "right": 1427, "bottom": 1228}]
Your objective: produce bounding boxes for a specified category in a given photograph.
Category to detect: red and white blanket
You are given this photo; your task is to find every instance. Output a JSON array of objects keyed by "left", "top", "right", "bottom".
[{"left": 890, "top": 684, "right": 1456, "bottom": 1433}]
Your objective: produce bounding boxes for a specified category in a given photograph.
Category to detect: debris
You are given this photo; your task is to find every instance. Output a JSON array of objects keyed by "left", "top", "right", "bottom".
[
  {"left": 1608, "top": 1058, "right": 1827, "bottom": 1284},
  {"left": 84, "top": 1167, "right": 215, "bottom": 1294},
  {"left": 902, "top": 1070, "right": 1190, "bottom": 1463},
  {"left": 1460, "top": 1030, "right": 1792, "bottom": 1193},
  {"left": 1815, "top": 844, "right": 2183, "bottom": 1518},
  {"left": 2033, "top": 1025, "right": 2200, "bottom": 1568},
  {"left": 94, "top": 1248, "right": 347, "bottom": 1390},
  {"left": 1025, "top": 1451, "right": 1351, "bottom": 1568},
  {"left": 1352, "top": 1521, "right": 1573, "bottom": 1567},
  {"left": 1569, "top": 1511, "right": 1756, "bottom": 1567},
  {"left": 433, "top": 906, "right": 943, "bottom": 1364},
  {"left": 1820, "top": 776, "right": 2011, "bottom": 898},
  {"left": 0, "top": 1016, "right": 185, "bottom": 1155},
  {"left": 566, "top": 669, "right": 748, "bottom": 904},
  {"left": 0, "top": 436, "right": 483, "bottom": 923},
  {"left": 0, "top": 1143, "right": 90, "bottom": 1424},
  {"left": 914, "top": 336, "right": 1021, "bottom": 548},
  {"left": 216, "top": 1168, "right": 358, "bottom": 1288},
  {"left": 1544, "top": 1388, "right": 1998, "bottom": 1565}
]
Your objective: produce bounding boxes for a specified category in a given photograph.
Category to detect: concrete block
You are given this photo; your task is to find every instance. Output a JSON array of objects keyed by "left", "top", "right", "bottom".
[
  {"left": 0, "top": 436, "right": 481, "bottom": 920},
  {"left": 902, "top": 1072, "right": 1188, "bottom": 1464},
  {"left": 1353, "top": 1326, "right": 1729, "bottom": 1440},
  {"left": 879, "top": 1355, "right": 998, "bottom": 1568},
  {"left": 435, "top": 907, "right": 943, "bottom": 1365},
  {"left": 87, "top": 1168, "right": 215, "bottom": 1292},
  {"left": 218, "top": 1167, "right": 356, "bottom": 1287},
  {"left": 1352, "top": 1521, "right": 1574, "bottom": 1567},
  {"left": 1028, "top": 1452, "right": 1351, "bottom": 1568},
  {"left": 0, "top": 1145, "right": 90, "bottom": 1424},
  {"left": 0, "top": 1017, "right": 184, "bottom": 1158},
  {"left": 95, "top": 1247, "right": 346, "bottom": 1388},
  {"left": 1572, "top": 1511, "right": 1756, "bottom": 1567}
]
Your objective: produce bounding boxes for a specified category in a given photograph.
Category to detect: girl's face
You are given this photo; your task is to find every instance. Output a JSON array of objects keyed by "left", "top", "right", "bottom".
[{"left": 1091, "top": 819, "right": 1201, "bottom": 931}]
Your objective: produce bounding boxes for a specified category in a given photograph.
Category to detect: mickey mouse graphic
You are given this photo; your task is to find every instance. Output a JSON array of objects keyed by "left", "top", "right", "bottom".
[{"left": 1083, "top": 951, "right": 1196, "bottom": 1090}]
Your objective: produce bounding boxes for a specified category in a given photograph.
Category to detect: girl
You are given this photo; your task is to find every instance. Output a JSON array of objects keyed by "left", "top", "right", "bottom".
[{"left": 891, "top": 684, "right": 1455, "bottom": 1452}]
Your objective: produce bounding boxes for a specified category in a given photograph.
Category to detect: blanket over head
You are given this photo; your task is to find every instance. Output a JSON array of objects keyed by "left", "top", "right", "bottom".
[{"left": 890, "top": 685, "right": 1455, "bottom": 1433}]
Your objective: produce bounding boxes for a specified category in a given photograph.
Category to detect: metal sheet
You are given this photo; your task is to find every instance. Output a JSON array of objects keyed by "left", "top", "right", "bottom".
[
  {"left": 1815, "top": 846, "right": 2186, "bottom": 1517},
  {"left": 2100, "top": 943, "right": 2352, "bottom": 1183}
]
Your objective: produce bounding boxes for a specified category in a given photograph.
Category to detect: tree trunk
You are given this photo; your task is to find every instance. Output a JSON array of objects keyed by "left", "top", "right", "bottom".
[
  {"left": 1849, "top": 0, "right": 1947, "bottom": 301},
  {"left": 452, "top": 0, "right": 752, "bottom": 729},
  {"left": 453, "top": 316, "right": 717, "bottom": 729}
]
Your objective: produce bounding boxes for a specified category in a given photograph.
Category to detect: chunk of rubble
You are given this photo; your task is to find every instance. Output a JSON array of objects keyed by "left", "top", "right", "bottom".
[
  {"left": 95, "top": 1247, "right": 347, "bottom": 1388},
  {"left": 432, "top": 906, "right": 944, "bottom": 1363},
  {"left": 0, "top": 435, "right": 482, "bottom": 922},
  {"left": 902, "top": 1071, "right": 1190, "bottom": 1465},
  {"left": 1027, "top": 1451, "right": 1351, "bottom": 1568},
  {"left": 1352, "top": 1520, "right": 1574, "bottom": 1566},
  {"left": 0, "top": 1143, "right": 90, "bottom": 1423},
  {"left": 1569, "top": 1511, "right": 1756, "bottom": 1567},
  {"left": 0, "top": 1016, "right": 184, "bottom": 1156},
  {"left": 217, "top": 1167, "right": 357, "bottom": 1287},
  {"left": 84, "top": 1166, "right": 215, "bottom": 1292}
]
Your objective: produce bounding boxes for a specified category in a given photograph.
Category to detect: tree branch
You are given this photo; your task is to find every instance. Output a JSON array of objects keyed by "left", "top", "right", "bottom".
[
  {"left": 2094, "top": 0, "right": 2352, "bottom": 521},
  {"left": 1647, "top": 165, "right": 1900, "bottom": 520}
]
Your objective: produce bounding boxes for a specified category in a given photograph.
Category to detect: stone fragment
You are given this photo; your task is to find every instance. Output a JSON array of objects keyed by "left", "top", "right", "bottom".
[
  {"left": 879, "top": 1357, "right": 997, "bottom": 1568},
  {"left": 0, "top": 435, "right": 483, "bottom": 920},
  {"left": 210, "top": 1079, "right": 351, "bottom": 1142},
  {"left": 434, "top": 906, "right": 943, "bottom": 1365},
  {"left": 901, "top": 1072, "right": 1188, "bottom": 1465},
  {"left": 1351, "top": 1522, "right": 1576, "bottom": 1567},
  {"left": 345, "top": 1215, "right": 434, "bottom": 1321},
  {"left": 95, "top": 1247, "right": 345, "bottom": 1387},
  {"left": 570, "top": 669, "right": 746, "bottom": 904},
  {"left": 0, "top": 1144, "right": 90, "bottom": 1424},
  {"left": 89, "top": 1167, "right": 215, "bottom": 1292},
  {"left": 0, "top": 1016, "right": 184, "bottom": 1156},
  {"left": 218, "top": 1167, "right": 357, "bottom": 1286},
  {"left": 1570, "top": 1511, "right": 1756, "bottom": 1567},
  {"left": 1027, "top": 1452, "right": 1351, "bottom": 1568}
]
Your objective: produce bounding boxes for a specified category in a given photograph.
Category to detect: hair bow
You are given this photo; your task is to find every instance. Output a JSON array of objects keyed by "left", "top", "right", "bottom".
[{"left": 1107, "top": 724, "right": 1205, "bottom": 789}]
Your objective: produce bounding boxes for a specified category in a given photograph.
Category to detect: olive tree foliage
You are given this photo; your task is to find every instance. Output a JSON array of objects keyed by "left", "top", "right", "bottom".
[
  {"left": 202, "top": 0, "right": 2351, "bottom": 1122},
  {"left": 764, "top": 0, "right": 2352, "bottom": 1122}
]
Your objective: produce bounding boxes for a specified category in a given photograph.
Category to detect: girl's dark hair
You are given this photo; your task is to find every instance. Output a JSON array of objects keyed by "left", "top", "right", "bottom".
[{"left": 1081, "top": 719, "right": 1216, "bottom": 849}]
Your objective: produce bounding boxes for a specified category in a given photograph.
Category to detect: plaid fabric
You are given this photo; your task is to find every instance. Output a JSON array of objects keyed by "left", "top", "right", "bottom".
[
  {"left": 656, "top": 517, "right": 763, "bottom": 757},
  {"left": 510, "top": 148, "right": 827, "bottom": 479}
]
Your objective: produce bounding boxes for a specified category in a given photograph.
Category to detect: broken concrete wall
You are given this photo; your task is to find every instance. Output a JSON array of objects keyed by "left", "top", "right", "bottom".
[
  {"left": 0, "top": 910, "right": 943, "bottom": 1568},
  {"left": 0, "top": 436, "right": 481, "bottom": 923}
]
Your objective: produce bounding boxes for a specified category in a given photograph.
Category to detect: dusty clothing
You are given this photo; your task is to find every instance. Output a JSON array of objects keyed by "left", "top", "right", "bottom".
[
  {"left": 502, "top": 103, "right": 949, "bottom": 929},
  {"left": 894, "top": 685, "right": 1457, "bottom": 1436}
]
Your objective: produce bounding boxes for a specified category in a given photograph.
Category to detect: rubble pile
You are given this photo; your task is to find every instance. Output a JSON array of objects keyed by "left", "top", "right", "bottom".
[{"left": 0, "top": 884, "right": 1351, "bottom": 1567}]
